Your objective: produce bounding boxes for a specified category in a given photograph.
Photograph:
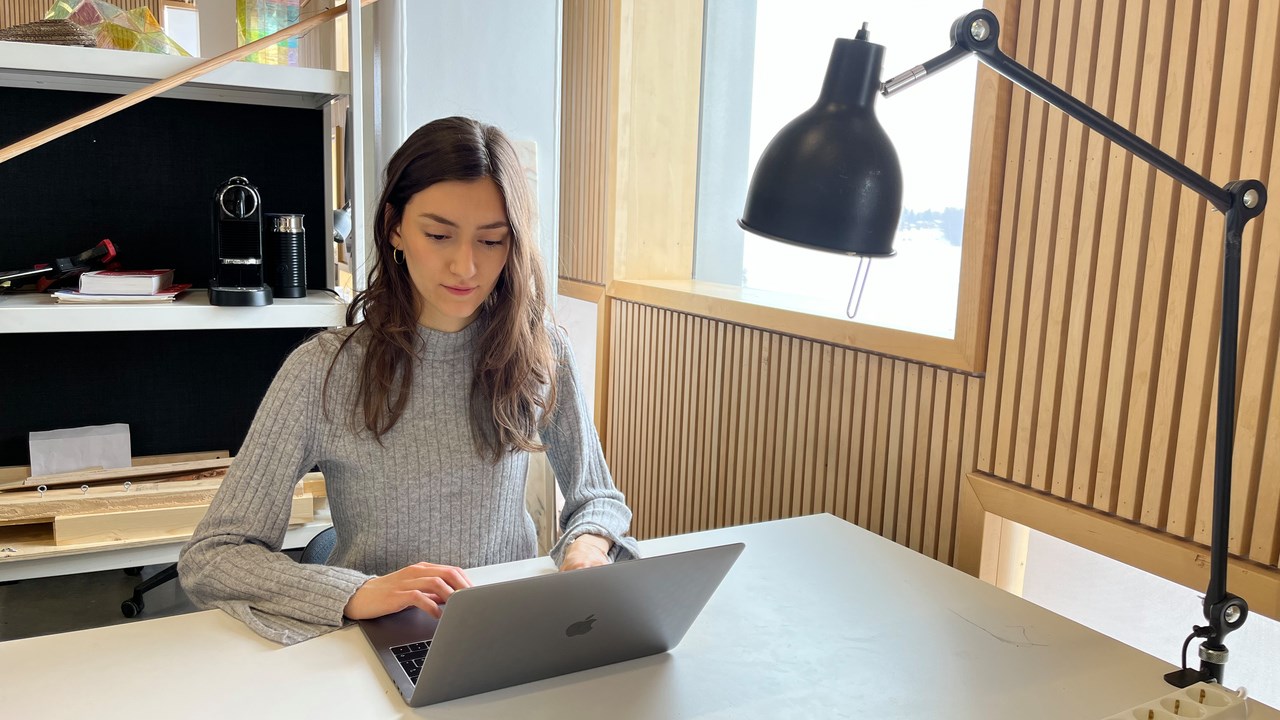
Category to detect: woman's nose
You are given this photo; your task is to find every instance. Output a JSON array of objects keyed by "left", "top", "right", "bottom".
[{"left": 450, "top": 242, "right": 476, "bottom": 278}]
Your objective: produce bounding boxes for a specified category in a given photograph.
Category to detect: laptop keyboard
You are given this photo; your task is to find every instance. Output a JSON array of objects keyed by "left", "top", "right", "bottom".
[{"left": 390, "top": 640, "right": 432, "bottom": 684}]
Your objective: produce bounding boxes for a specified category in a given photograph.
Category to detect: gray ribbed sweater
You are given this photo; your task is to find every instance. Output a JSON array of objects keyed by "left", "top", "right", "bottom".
[{"left": 178, "top": 318, "right": 638, "bottom": 645}]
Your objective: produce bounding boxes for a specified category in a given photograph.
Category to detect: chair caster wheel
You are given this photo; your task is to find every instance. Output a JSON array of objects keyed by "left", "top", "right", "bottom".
[
  {"left": 123, "top": 566, "right": 143, "bottom": 577},
  {"left": 121, "top": 599, "right": 143, "bottom": 618}
]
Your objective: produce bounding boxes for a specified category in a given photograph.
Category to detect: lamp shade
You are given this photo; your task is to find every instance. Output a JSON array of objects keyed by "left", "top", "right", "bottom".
[{"left": 739, "top": 28, "right": 902, "bottom": 257}]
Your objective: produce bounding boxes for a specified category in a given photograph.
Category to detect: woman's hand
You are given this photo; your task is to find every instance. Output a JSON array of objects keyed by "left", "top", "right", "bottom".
[
  {"left": 343, "top": 562, "right": 473, "bottom": 620},
  {"left": 560, "top": 534, "right": 613, "bottom": 571}
]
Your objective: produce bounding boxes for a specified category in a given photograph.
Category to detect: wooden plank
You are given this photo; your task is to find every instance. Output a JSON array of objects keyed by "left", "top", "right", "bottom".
[
  {"left": 938, "top": 373, "right": 968, "bottom": 564},
  {"left": 16, "top": 458, "right": 232, "bottom": 489},
  {"left": 1146, "top": 0, "right": 1222, "bottom": 533},
  {"left": 968, "top": 471, "right": 1280, "bottom": 622},
  {"left": 1061, "top": 0, "right": 1122, "bottom": 504},
  {"left": 845, "top": 351, "right": 869, "bottom": 525},
  {"left": 0, "top": 450, "right": 230, "bottom": 485},
  {"left": 833, "top": 350, "right": 859, "bottom": 521},
  {"left": 53, "top": 494, "right": 314, "bottom": 546},
  {"left": 810, "top": 343, "right": 835, "bottom": 517},
  {"left": 895, "top": 362, "right": 921, "bottom": 546},
  {"left": 559, "top": 279, "right": 604, "bottom": 304},
  {"left": 1034, "top": 0, "right": 1088, "bottom": 495},
  {"left": 923, "top": 369, "right": 950, "bottom": 560},
  {"left": 607, "top": 279, "right": 977, "bottom": 372},
  {"left": 993, "top": 0, "right": 1048, "bottom": 482},
  {"left": 1229, "top": 0, "right": 1280, "bottom": 557},
  {"left": 909, "top": 366, "right": 936, "bottom": 553},
  {"left": 1102, "top": 0, "right": 1173, "bottom": 520},
  {"left": 977, "top": 0, "right": 1036, "bottom": 476},
  {"left": 882, "top": 360, "right": 907, "bottom": 539},
  {"left": 1009, "top": 0, "right": 1061, "bottom": 491},
  {"left": 1188, "top": 0, "right": 1256, "bottom": 547},
  {"left": 0, "top": 479, "right": 224, "bottom": 525},
  {"left": 1071, "top": 0, "right": 1138, "bottom": 510},
  {"left": 953, "top": 0, "right": 1017, "bottom": 373}
]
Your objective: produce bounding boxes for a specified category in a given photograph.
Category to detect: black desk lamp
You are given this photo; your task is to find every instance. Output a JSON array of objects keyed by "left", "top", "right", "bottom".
[{"left": 739, "top": 8, "right": 1265, "bottom": 688}]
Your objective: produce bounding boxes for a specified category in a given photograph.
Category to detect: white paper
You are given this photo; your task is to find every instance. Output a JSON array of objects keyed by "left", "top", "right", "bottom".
[{"left": 28, "top": 424, "right": 132, "bottom": 477}]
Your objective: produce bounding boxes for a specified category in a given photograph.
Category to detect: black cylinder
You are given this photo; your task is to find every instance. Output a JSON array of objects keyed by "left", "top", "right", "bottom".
[{"left": 267, "top": 213, "right": 307, "bottom": 298}]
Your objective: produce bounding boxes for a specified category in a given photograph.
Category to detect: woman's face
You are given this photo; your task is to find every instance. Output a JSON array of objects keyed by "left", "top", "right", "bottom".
[{"left": 391, "top": 177, "right": 512, "bottom": 332}]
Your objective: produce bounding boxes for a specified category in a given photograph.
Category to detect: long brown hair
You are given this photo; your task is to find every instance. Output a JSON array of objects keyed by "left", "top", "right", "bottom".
[{"left": 327, "top": 116, "right": 556, "bottom": 460}]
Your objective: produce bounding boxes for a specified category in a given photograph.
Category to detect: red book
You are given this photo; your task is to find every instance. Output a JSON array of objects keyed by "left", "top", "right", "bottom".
[{"left": 78, "top": 269, "right": 176, "bottom": 295}]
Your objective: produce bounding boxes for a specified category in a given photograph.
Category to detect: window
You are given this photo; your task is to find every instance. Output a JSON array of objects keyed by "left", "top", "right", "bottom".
[{"left": 696, "top": 0, "right": 980, "bottom": 339}]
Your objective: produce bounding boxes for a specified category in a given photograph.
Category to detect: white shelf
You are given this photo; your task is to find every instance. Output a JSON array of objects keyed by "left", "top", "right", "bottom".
[
  {"left": 0, "top": 41, "right": 347, "bottom": 109},
  {"left": 0, "top": 290, "right": 347, "bottom": 333}
]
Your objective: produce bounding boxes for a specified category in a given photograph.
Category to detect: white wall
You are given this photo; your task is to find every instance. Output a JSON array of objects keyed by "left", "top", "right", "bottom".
[{"left": 374, "top": 0, "right": 562, "bottom": 289}]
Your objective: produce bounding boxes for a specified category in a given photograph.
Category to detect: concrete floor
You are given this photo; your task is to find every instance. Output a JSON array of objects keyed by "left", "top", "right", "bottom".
[{"left": 0, "top": 564, "right": 200, "bottom": 642}]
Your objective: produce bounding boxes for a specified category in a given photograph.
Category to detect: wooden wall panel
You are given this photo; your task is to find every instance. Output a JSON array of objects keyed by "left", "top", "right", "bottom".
[
  {"left": 558, "top": 0, "right": 609, "bottom": 288},
  {"left": 978, "top": 0, "right": 1280, "bottom": 567},
  {"left": 606, "top": 300, "right": 983, "bottom": 565}
]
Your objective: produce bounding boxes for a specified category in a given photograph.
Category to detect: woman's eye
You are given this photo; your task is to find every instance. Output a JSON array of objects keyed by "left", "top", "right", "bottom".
[
  {"left": 426, "top": 233, "right": 449, "bottom": 241},
  {"left": 480, "top": 239, "right": 505, "bottom": 247}
]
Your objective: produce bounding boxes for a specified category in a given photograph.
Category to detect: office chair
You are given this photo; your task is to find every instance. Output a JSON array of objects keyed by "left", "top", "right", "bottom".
[{"left": 119, "top": 526, "right": 338, "bottom": 617}]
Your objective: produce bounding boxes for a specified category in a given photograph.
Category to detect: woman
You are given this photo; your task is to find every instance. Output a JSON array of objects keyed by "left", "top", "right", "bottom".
[{"left": 179, "top": 117, "right": 638, "bottom": 645}]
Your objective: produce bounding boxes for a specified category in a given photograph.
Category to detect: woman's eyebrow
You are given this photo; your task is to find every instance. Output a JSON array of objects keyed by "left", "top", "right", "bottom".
[{"left": 417, "top": 213, "right": 509, "bottom": 231}]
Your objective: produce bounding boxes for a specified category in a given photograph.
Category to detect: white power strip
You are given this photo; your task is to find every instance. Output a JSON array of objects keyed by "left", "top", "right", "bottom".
[{"left": 1102, "top": 682, "right": 1248, "bottom": 719}]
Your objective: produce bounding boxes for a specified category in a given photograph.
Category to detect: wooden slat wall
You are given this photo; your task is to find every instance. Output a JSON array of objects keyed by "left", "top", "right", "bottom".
[
  {"left": 979, "top": 0, "right": 1280, "bottom": 568},
  {"left": 1, "top": 1, "right": 163, "bottom": 28},
  {"left": 606, "top": 300, "right": 984, "bottom": 565},
  {"left": 557, "top": 0, "right": 609, "bottom": 287}
]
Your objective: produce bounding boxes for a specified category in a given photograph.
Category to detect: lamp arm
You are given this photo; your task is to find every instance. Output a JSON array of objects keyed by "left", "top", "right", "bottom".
[
  {"left": 881, "top": 7, "right": 1269, "bottom": 687},
  {"left": 881, "top": 9, "right": 1234, "bottom": 213}
]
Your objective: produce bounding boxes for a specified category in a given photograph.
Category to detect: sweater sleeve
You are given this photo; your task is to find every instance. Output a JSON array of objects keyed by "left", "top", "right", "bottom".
[
  {"left": 542, "top": 326, "right": 641, "bottom": 565},
  {"left": 178, "top": 335, "right": 372, "bottom": 645}
]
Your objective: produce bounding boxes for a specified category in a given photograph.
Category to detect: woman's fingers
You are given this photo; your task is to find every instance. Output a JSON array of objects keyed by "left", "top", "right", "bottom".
[
  {"left": 410, "top": 563, "right": 473, "bottom": 590},
  {"left": 402, "top": 589, "right": 442, "bottom": 618},
  {"left": 407, "top": 576, "right": 457, "bottom": 601}
]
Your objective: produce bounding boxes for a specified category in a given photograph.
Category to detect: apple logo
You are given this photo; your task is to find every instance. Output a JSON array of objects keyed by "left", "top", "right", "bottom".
[{"left": 565, "top": 614, "right": 597, "bottom": 637}]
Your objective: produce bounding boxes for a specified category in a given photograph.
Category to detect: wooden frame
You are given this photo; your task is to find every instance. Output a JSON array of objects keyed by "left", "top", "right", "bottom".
[
  {"left": 958, "top": 471, "right": 1280, "bottom": 622},
  {"left": 591, "top": 0, "right": 1015, "bottom": 375}
]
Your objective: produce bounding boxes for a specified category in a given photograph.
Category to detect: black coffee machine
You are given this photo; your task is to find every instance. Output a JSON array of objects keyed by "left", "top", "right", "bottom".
[{"left": 209, "top": 176, "right": 273, "bottom": 306}]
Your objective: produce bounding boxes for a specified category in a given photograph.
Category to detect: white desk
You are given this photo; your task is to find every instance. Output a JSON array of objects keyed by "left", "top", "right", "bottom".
[{"left": 0, "top": 513, "right": 1274, "bottom": 719}]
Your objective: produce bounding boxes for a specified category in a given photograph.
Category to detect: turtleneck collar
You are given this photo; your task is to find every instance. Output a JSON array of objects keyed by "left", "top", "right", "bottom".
[{"left": 415, "top": 312, "right": 486, "bottom": 359}]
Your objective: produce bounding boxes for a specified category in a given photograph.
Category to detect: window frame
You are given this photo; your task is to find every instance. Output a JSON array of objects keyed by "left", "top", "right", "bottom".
[{"left": 602, "top": 0, "right": 1014, "bottom": 375}]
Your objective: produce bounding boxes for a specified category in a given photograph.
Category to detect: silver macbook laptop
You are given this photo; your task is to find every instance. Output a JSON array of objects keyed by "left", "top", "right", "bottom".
[{"left": 357, "top": 542, "right": 744, "bottom": 707}]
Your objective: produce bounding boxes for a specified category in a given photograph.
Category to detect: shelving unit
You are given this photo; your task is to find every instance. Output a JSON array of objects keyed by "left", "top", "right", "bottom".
[
  {"left": 0, "top": 40, "right": 349, "bottom": 109},
  {"left": 0, "top": 24, "right": 370, "bottom": 470},
  {"left": 0, "top": 290, "right": 346, "bottom": 333}
]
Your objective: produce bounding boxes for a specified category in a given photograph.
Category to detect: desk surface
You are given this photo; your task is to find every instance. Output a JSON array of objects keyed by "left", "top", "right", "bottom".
[{"left": 0, "top": 513, "right": 1273, "bottom": 719}]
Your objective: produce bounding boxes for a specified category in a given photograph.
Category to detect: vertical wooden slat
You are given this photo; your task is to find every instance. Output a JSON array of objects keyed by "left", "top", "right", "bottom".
[
  {"left": 1031, "top": 0, "right": 1085, "bottom": 494},
  {"left": 558, "top": 0, "right": 609, "bottom": 286},
  {"left": 1102, "top": 0, "right": 1171, "bottom": 519},
  {"left": 1060, "top": 0, "right": 1122, "bottom": 504},
  {"left": 1120, "top": 0, "right": 1194, "bottom": 523},
  {"left": 1189, "top": 0, "right": 1256, "bottom": 547},
  {"left": 991, "top": 0, "right": 1044, "bottom": 481},
  {"left": 1145, "top": 0, "right": 1219, "bottom": 533},
  {"left": 858, "top": 354, "right": 880, "bottom": 531},
  {"left": 1010, "top": 0, "right": 1061, "bottom": 492},
  {"left": 909, "top": 366, "right": 936, "bottom": 553},
  {"left": 939, "top": 373, "right": 968, "bottom": 564},
  {"left": 1228, "top": 0, "right": 1280, "bottom": 556},
  {"left": 923, "top": 369, "right": 949, "bottom": 558},
  {"left": 1074, "top": 0, "right": 1141, "bottom": 510},
  {"left": 896, "top": 363, "right": 921, "bottom": 546}
]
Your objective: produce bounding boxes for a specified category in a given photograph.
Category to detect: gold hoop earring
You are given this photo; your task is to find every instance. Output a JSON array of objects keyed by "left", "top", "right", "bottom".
[{"left": 392, "top": 248, "right": 405, "bottom": 265}]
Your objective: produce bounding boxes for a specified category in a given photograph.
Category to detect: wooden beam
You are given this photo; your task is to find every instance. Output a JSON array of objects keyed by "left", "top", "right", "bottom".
[
  {"left": 967, "top": 472, "right": 1280, "bottom": 622},
  {"left": 53, "top": 493, "right": 314, "bottom": 546},
  {"left": 13, "top": 458, "right": 232, "bottom": 489},
  {"left": 0, "top": 450, "right": 230, "bottom": 484},
  {"left": 559, "top": 278, "right": 605, "bottom": 304}
]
